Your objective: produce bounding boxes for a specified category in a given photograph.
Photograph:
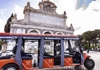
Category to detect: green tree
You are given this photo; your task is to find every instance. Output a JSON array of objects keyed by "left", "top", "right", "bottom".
[
  {"left": 91, "top": 30, "right": 100, "bottom": 47},
  {"left": 82, "top": 31, "right": 93, "bottom": 50},
  {"left": 79, "top": 29, "right": 100, "bottom": 50}
]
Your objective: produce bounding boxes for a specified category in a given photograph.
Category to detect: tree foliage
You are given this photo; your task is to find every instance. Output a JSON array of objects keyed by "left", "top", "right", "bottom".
[{"left": 79, "top": 29, "right": 100, "bottom": 49}]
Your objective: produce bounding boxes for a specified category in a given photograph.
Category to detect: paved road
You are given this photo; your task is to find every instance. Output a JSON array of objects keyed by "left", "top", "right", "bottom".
[
  {"left": 51, "top": 51, "right": 100, "bottom": 70},
  {"left": 74, "top": 51, "right": 100, "bottom": 70},
  {"left": 86, "top": 51, "right": 100, "bottom": 70}
]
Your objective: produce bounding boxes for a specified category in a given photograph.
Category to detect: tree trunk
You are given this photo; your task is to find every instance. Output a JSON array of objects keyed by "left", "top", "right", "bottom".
[{"left": 87, "top": 41, "right": 90, "bottom": 53}]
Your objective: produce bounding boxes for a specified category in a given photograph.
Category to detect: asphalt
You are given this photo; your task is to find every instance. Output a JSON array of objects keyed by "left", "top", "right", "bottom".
[{"left": 45, "top": 51, "right": 100, "bottom": 70}]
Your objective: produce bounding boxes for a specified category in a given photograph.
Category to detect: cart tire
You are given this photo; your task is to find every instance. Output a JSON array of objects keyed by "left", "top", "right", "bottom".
[
  {"left": 1, "top": 64, "right": 19, "bottom": 70},
  {"left": 84, "top": 58, "right": 95, "bottom": 70}
]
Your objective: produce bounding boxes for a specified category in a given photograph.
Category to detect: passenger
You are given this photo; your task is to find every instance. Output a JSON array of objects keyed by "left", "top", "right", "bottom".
[
  {"left": 12, "top": 45, "right": 25, "bottom": 56},
  {"left": 1, "top": 42, "right": 7, "bottom": 52},
  {"left": 73, "top": 46, "right": 80, "bottom": 52},
  {"left": 0, "top": 45, "right": 1, "bottom": 52},
  {"left": 44, "top": 48, "right": 53, "bottom": 57},
  {"left": 76, "top": 46, "right": 80, "bottom": 52},
  {"left": 44, "top": 48, "right": 48, "bottom": 56}
]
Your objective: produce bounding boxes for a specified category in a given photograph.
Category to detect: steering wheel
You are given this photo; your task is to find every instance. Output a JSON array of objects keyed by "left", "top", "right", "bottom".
[
  {"left": 66, "top": 48, "right": 73, "bottom": 52},
  {"left": 0, "top": 50, "right": 12, "bottom": 55},
  {"left": 66, "top": 48, "right": 77, "bottom": 55},
  {"left": 2, "top": 50, "right": 12, "bottom": 53}
]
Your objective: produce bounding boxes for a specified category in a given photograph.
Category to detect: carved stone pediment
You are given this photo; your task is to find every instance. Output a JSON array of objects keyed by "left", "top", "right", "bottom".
[
  {"left": 23, "top": 1, "right": 67, "bottom": 18},
  {"left": 10, "top": 0, "right": 74, "bottom": 35},
  {"left": 39, "top": 0, "right": 57, "bottom": 13},
  {"left": 23, "top": 2, "right": 31, "bottom": 14}
]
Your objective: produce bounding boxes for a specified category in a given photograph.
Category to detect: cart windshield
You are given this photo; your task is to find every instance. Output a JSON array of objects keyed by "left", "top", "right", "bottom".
[
  {"left": 0, "top": 37, "right": 17, "bottom": 56},
  {"left": 70, "top": 40, "right": 80, "bottom": 52}
]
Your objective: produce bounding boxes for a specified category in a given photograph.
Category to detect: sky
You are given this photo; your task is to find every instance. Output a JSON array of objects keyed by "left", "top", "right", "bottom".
[{"left": 0, "top": 0, "right": 100, "bottom": 35}]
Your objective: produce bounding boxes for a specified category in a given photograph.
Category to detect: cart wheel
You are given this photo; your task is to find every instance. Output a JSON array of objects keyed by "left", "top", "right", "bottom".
[
  {"left": 1, "top": 64, "right": 19, "bottom": 70},
  {"left": 84, "top": 58, "right": 95, "bottom": 70}
]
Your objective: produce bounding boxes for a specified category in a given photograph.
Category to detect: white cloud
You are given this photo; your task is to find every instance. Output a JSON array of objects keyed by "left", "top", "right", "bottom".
[
  {"left": 55, "top": 0, "right": 76, "bottom": 14},
  {"left": 1, "top": 0, "right": 100, "bottom": 35},
  {"left": 96, "top": 0, "right": 100, "bottom": 1},
  {"left": 0, "top": 9, "right": 7, "bottom": 32},
  {"left": 0, "top": 8, "right": 7, "bottom": 18},
  {"left": 71, "top": 1, "right": 100, "bottom": 35},
  {"left": 14, "top": 5, "right": 24, "bottom": 19},
  {"left": 0, "top": 5, "right": 24, "bottom": 32},
  {"left": 0, "top": 18, "right": 6, "bottom": 32},
  {"left": 92, "top": 1, "right": 100, "bottom": 11},
  {"left": 52, "top": 0, "right": 100, "bottom": 35}
]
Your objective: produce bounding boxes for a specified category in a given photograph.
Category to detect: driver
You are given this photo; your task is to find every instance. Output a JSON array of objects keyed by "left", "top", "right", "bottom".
[
  {"left": 12, "top": 45, "right": 25, "bottom": 56},
  {"left": 73, "top": 46, "right": 80, "bottom": 52},
  {"left": 44, "top": 48, "right": 49, "bottom": 56},
  {"left": 44, "top": 48, "right": 53, "bottom": 57}
]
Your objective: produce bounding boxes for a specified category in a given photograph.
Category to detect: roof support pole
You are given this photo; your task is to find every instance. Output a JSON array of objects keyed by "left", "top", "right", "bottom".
[
  {"left": 39, "top": 37, "right": 44, "bottom": 68},
  {"left": 61, "top": 38, "right": 64, "bottom": 67}
]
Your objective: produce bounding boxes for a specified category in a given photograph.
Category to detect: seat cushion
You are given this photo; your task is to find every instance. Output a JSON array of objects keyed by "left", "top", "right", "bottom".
[
  {"left": 22, "top": 55, "right": 32, "bottom": 60},
  {"left": 0, "top": 55, "right": 10, "bottom": 59}
]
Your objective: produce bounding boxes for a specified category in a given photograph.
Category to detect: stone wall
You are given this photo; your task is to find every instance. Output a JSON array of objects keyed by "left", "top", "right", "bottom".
[{"left": 30, "top": 12, "right": 66, "bottom": 28}]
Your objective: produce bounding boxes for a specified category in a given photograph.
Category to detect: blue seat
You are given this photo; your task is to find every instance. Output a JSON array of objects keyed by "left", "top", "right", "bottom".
[
  {"left": 0, "top": 55, "right": 10, "bottom": 59},
  {"left": 22, "top": 54, "right": 32, "bottom": 60}
]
